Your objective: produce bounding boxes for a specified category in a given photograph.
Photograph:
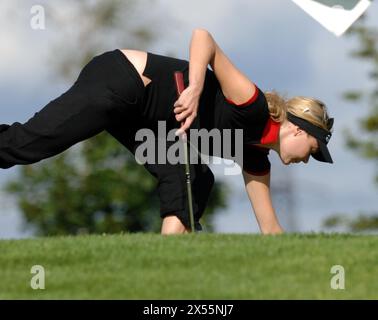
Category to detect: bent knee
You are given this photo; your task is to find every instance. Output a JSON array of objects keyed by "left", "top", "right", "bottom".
[{"left": 161, "top": 215, "right": 189, "bottom": 235}]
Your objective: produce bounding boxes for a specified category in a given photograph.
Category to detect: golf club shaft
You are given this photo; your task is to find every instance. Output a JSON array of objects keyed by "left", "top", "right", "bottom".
[{"left": 174, "top": 71, "right": 196, "bottom": 233}]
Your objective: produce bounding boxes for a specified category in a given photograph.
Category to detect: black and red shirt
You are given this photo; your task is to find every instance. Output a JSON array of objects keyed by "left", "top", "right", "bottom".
[{"left": 140, "top": 52, "right": 280, "bottom": 176}]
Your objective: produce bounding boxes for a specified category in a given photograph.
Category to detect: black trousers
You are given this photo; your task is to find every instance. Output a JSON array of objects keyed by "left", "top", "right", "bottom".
[{"left": 0, "top": 49, "right": 213, "bottom": 230}]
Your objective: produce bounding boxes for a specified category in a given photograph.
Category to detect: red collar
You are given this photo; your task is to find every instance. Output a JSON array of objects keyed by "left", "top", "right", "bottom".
[{"left": 260, "top": 118, "right": 280, "bottom": 145}]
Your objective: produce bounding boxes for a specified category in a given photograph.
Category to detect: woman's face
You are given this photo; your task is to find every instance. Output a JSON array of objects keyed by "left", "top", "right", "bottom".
[{"left": 279, "top": 125, "right": 319, "bottom": 165}]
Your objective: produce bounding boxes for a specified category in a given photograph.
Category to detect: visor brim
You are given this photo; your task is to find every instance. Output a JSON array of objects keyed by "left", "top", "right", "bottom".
[{"left": 311, "top": 140, "right": 333, "bottom": 163}]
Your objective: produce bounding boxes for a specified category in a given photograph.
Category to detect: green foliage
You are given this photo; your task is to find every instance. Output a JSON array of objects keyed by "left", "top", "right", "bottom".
[
  {"left": 345, "top": 18, "right": 378, "bottom": 183},
  {"left": 350, "top": 215, "right": 378, "bottom": 231},
  {"left": 327, "top": 15, "right": 378, "bottom": 233},
  {"left": 322, "top": 214, "right": 350, "bottom": 228},
  {"left": 323, "top": 213, "right": 378, "bottom": 232},
  {"left": 46, "top": 0, "right": 158, "bottom": 81},
  {"left": 342, "top": 90, "right": 363, "bottom": 102}
]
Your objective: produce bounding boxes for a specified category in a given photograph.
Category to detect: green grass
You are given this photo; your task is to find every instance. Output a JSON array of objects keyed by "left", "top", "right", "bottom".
[{"left": 0, "top": 233, "right": 377, "bottom": 299}]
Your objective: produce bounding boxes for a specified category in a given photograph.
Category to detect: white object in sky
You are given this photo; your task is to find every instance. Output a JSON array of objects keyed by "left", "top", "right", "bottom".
[{"left": 291, "top": 0, "right": 372, "bottom": 36}]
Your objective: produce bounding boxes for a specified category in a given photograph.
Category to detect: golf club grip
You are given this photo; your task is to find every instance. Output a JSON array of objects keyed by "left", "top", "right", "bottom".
[
  {"left": 174, "top": 71, "right": 185, "bottom": 97},
  {"left": 174, "top": 71, "right": 185, "bottom": 128}
]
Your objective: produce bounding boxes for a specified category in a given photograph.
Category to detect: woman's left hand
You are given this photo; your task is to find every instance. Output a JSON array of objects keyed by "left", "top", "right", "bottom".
[{"left": 173, "top": 85, "right": 201, "bottom": 136}]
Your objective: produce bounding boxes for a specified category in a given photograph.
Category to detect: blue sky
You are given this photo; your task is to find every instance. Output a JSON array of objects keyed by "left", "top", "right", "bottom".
[{"left": 0, "top": 0, "right": 377, "bottom": 237}]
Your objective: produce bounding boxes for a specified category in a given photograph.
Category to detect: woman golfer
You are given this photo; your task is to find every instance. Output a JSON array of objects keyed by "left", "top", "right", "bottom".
[{"left": 0, "top": 29, "right": 333, "bottom": 235}]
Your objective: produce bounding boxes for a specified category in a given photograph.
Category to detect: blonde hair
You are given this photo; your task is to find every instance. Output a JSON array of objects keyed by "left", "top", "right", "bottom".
[{"left": 264, "top": 91, "right": 333, "bottom": 132}]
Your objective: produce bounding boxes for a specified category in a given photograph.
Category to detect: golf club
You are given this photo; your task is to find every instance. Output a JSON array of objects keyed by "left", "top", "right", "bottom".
[{"left": 174, "top": 71, "right": 196, "bottom": 233}]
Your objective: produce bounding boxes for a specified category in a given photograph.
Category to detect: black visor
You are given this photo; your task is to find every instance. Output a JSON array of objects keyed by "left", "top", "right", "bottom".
[{"left": 287, "top": 112, "right": 334, "bottom": 164}]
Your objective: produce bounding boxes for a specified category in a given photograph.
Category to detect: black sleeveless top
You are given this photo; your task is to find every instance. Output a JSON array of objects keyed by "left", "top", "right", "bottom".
[{"left": 140, "top": 52, "right": 276, "bottom": 175}]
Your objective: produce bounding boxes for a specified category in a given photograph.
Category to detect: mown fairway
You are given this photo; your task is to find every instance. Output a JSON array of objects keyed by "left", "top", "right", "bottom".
[{"left": 0, "top": 233, "right": 377, "bottom": 299}]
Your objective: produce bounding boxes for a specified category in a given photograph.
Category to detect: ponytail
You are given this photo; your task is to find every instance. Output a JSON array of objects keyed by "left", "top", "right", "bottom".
[
  {"left": 264, "top": 91, "right": 333, "bottom": 132},
  {"left": 264, "top": 91, "right": 287, "bottom": 122}
]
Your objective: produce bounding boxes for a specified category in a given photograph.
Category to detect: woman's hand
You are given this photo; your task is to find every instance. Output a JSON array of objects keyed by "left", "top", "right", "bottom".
[{"left": 173, "top": 84, "right": 202, "bottom": 136}]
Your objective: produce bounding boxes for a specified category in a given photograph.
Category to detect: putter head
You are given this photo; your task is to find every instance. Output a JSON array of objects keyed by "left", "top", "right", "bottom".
[{"left": 291, "top": 0, "right": 372, "bottom": 36}]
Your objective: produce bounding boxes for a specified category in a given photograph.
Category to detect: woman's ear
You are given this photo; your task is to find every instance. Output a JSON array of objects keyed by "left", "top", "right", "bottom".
[{"left": 293, "top": 125, "right": 305, "bottom": 136}]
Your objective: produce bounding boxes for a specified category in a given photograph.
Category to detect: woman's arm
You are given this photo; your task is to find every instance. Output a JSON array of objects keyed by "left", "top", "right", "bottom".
[
  {"left": 174, "top": 28, "right": 256, "bottom": 135},
  {"left": 242, "top": 170, "right": 284, "bottom": 235},
  {"left": 174, "top": 28, "right": 213, "bottom": 135},
  {"left": 187, "top": 29, "right": 214, "bottom": 94}
]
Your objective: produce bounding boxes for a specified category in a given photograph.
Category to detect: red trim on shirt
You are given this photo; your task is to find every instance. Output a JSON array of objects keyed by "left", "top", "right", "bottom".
[
  {"left": 225, "top": 84, "right": 259, "bottom": 107},
  {"left": 260, "top": 118, "right": 280, "bottom": 145}
]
